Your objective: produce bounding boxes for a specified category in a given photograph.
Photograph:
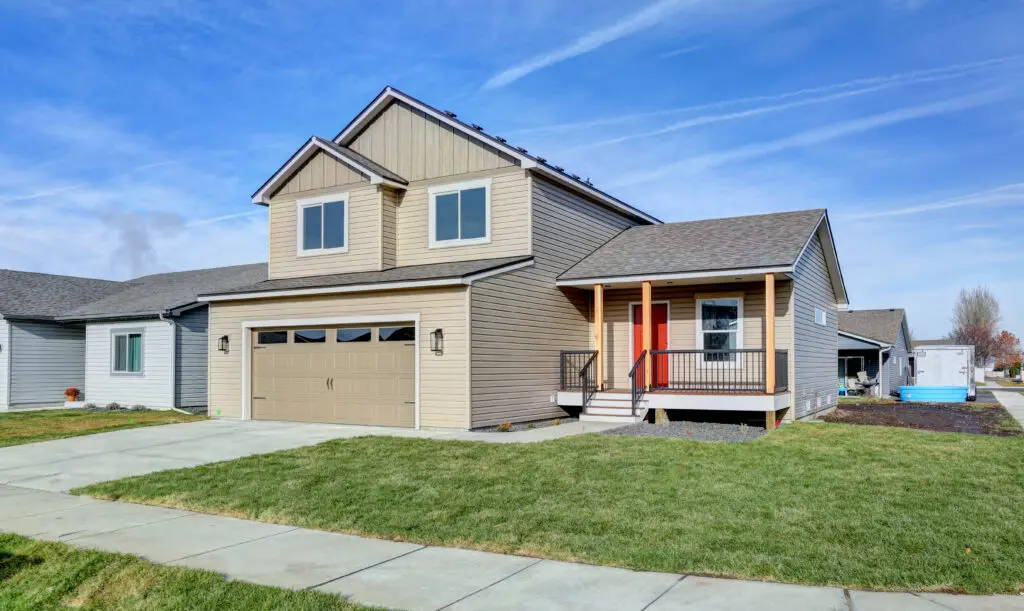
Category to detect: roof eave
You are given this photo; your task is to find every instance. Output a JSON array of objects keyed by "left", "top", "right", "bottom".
[
  {"left": 795, "top": 211, "right": 849, "bottom": 309},
  {"left": 555, "top": 265, "right": 795, "bottom": 287},
  {"left": 838, "top": 330, "right": 890, "bottom": 348}
]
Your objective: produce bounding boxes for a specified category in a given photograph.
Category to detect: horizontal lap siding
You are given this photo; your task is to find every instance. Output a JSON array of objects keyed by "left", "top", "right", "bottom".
[
  {"left": 0, "top": 320, "right": 8, "bottom": 408},
  {"left": 395, "top": 169, "right": 531, "bottom": 266},
  {"left": 208, "top": 287, "right": 468, "bottom": 428},
  {"left": 469, "top": 176, "right": 636, "bottom": 428},
  {"left": 85, "top": 320, "right": 174, "bottom": 407},
  {"left": 174, "top": 307, "right": 209, "bottom": 408},
  {"left": 793, "top": 233, "right": 839, "bottom": 419},
  {"left": 601, "top": 282, "right": 793, "bottom": 390},
  {"left": 269, "top": 182, "right": 382, "bottom": 279},
  {"left": 9, "top": 321, "right": 85, "bottom": 406},
  {"left": 381, "top": 188, "right": 397, "bottom": 269},
  {"left": 887, "top": 326, "right": 910, "bottom": 394}
]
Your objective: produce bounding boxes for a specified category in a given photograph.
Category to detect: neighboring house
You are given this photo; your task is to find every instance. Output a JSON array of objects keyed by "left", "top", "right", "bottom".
[
  {"left": 57, "top": 264, "right": 267, "bottom": 409},
  {"left": 201, "top": 86, "right": 849, "bottom": 430},
  {"left": 838, "top": 309, "right": 912, "bottom": 397},
  {"left": 0, "top": 270, "right": 125, "bottom": 410}
]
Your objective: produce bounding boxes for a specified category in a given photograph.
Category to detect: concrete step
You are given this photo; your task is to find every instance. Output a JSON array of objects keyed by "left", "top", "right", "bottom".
[
  {"left": 588, "top": 398, "right": 646, "bottom": 409},
  {"left": 586, "top": 404, "right": 648, "bottom": 415},
  {"left": 580, "top": 412, "right": 646, "bottom": 424}
]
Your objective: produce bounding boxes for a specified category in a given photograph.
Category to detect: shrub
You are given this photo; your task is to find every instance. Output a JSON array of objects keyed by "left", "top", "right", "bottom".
[
  {"left": 84, "top": 403, "right": 98, "bottom": 410},
  {"left": 527, "top": 423, "right": 535, "bottom": 429},
  {"left": 552, "top": 418, "right": 561, "bottom": 426},
  {"left": 130, "top": 405, "right": 148, "bottom": 411},
  {"left": 496, "top": 422, "right": 513, "bottom": 432},
  {"left": 106, "top": 402, "right": 124, "bottom": 411}
]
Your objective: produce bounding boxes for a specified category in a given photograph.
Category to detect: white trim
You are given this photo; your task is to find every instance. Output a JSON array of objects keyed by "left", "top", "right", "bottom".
[
  {"left": 427, "top": 178, "right": 492, "bottom": 249},
  {"left": 556, "top": 266, "right": 793, "bottom": 288},
  {"left": 627, "top": 300, "right": 671, "bottom": 363},
  {"left": 695, "top": 295, "right": 744, "bottom": 366},
  {"left": 838, "top": 330, "right": 890, "bottom": 348},
  {"left": 240, "top": 313, "right": 421, "bottom": 429},
  {"left": 200, "top": 259, "right": 534, "bottom": 302},
  {"left": 296, "top": 192, "right": 350, "bottom": 257}
]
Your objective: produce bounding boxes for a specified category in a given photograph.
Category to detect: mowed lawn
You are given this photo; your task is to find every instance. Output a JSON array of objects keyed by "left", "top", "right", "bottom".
[
  {"left": 0, "top": 409, "right": 204, "bottom": 448},
  {"left": 78, "top": 423, "right": 1024, "bottom": 594},
  {"left": 0, "top": 534, "right": 367, "bottom": 610}
]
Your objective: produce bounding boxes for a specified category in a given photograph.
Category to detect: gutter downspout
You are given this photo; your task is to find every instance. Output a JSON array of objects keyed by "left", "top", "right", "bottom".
[{"left": 160, "top": 312, "right": 177, "bottom": 409}]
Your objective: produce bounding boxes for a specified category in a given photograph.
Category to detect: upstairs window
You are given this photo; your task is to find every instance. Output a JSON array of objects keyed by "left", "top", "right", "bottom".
[
  {"left": 428, "top": 178, "right": 490, "bottom": 248},
  {"left": 297, "top": 193, "right": 348, "bottom": 256},
  {"left": 815, "top": 307, "right": 828, "bottom": 326}
]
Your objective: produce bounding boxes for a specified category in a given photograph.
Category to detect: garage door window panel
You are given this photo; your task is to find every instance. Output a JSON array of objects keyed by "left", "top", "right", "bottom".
[
  {"left": 294, "top": 329, "right": 327, "bottom": 343},
  {"left": 379, "top": 326, "right": 415, "bottom": 342},
  {"left": 337, "top": 328, "right": 372, "bottom": 343},
  {"left": 258, "top": 331, "right": 288, "bottom": 344}
]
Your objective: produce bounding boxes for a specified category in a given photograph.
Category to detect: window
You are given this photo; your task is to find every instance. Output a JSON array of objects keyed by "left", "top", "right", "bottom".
[
  {"left": 697, "top": 297, "right": 742, "bottom": 362},
  {"left": 297, "top": 193, "right": 348, "bottom": 255},
  {"left": 428, "top": 178, "right": 490, "bottom": 247},
  {"left": 112, "top": 331, "right": 143, "bottom": 374},
  {"left": 379, "top": 326, "right": 415, "bottom": 342},
  {"left": 337, "top": 328, "right": 372, "bottom": 343},
  {"left": 257, "top": 331, "right": 288, "bottom": 344},
  {"left": 838, "top": 356, "right": 865, "bottom": 384},
  {"left": 293, "top": 329, "right": 326, "bottom": 343},
  {"left": 815, "top": 307, "right": 828, "bottom": 326}
]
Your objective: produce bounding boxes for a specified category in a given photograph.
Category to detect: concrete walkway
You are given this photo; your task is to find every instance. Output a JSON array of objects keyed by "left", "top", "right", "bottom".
[
  {"left": 992, "top": 389, "right": 1024, "bottom": 428},
  {"left": 0, "top": 419, "right": 618, "bottom": 492},
  {"left": 1, "top": 484, "right": 1020, "bottom": 611}
]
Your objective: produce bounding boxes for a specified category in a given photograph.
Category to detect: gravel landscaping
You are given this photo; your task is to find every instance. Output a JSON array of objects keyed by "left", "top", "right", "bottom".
[{"left": 603, "top": 420, "right": 767, "bottom": 442}]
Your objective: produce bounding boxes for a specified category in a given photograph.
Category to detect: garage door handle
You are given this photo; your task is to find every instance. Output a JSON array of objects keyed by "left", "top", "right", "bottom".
[{"left": 254, "top": 396, "right": 266, "bottom": 400}]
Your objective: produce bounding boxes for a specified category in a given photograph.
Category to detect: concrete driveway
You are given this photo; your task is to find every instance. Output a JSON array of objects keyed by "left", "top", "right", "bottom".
[{"left": 0, "top": 418, "right": 615, "bottom": 493}]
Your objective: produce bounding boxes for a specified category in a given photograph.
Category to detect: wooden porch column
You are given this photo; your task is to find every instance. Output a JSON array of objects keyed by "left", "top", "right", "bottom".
[
  {"left": 594, "top": 284, "right": 605, "bottom": 390},
  {"left": 765, "top": 272, "right": 776, "bottom": 395},
  {"left": 642, "top": 281, "right": 653, "bottom": 388}
]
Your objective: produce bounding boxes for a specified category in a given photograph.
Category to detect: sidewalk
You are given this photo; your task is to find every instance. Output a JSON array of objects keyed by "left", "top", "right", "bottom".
[
  {"left": 2, "top": 484, "right": 1020, "bottom": 611},
  {"left": 992, "top": 389, "right": 1024, "bottom": 428}
]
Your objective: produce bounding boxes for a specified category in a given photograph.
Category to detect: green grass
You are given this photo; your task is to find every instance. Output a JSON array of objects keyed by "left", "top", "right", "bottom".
[
  {"left": 0, "top": 409, "right": 204, "bottom": 448},
  {"left": 77, "top": 424, "right": 1024, "bottom": 594},
  {"left": 0, "top": 534, "right": 371, "bottom": 610},
  {"left": 994, "top": 379, "right": 1024, "bottom": 387}
]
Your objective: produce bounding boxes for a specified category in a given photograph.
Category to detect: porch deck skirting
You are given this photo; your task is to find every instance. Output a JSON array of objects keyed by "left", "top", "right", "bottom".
[{"left": 556, "top": 390, "right": 791, "bottom": 412}]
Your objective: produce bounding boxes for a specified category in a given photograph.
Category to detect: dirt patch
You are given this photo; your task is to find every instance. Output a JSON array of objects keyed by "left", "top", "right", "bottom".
[{"left": 823, "top": 402, "right": 1022, "bottom": 436}]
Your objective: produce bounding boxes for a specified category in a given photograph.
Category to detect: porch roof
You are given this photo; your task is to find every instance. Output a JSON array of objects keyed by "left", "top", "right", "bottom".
[{"left": 556, "top": 209, "right": 827, "bottom": 285}]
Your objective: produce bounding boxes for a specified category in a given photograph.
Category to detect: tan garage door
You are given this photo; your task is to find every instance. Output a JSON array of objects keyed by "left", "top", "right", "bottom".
[{"left": 251, "top": 324, "right": 415, "bottom": 427}]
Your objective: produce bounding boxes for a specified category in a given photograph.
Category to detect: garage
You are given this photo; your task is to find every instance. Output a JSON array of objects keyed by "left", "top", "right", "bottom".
[{"left": 250, "top": 324, "right": 415, "bottom": 427}]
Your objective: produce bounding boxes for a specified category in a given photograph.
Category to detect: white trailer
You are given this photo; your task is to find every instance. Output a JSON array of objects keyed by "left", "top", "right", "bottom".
[{"left": 913, "top": 345, "right": 977, "bottom": 400}]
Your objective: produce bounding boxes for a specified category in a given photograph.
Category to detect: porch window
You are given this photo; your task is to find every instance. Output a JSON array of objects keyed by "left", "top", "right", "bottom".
[
  {"left": 112, "top": 331, "right": 143, "bottom": 374},
  {"left": 428, "top": 178, "right": 490, "bottom": 248},
  {"left": 697, "top": 297, "right": 742, "bottom": 362}
]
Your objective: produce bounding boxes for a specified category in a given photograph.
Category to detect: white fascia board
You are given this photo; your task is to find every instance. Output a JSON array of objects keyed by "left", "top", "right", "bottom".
[
  {"left": 555, "top": 266, "right": 794, "bottom": 288},
  {"left": 530, "top": 166, "right": 661, "bottom": 225},
  {"left": 838, "top": 330, "right": 890, "bottom": 348}
]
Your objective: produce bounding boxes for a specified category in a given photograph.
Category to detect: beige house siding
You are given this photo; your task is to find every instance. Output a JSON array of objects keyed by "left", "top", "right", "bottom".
[
  {"left": 268, "top": 182, "right": 383, "bottom": 280},
  {"left": 468, "top": 175, "right": 638, "bottom": 428},
  {"left": 273, "top": 150, "right": 367, "bottom": 197},
  {"left": 394, "top": 168, "right": 531, "bottom": 267},
  {"left": 599, "top": 282, "right": 794, "bottom": 390},
  {"left": 381, "top": 187, "right": 398, "bottom": 269},
  {"left": 208, "top": 287, "right": 468, "bottom": 428},
  {"left": 349, "top": 100, "right": 517, "bottom": 182}
]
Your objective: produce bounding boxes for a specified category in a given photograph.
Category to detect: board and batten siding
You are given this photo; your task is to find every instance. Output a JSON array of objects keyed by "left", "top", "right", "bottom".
[
  {"left": 348, "top": 100, "right": 517, "bottom": 182},
  {"left": 599, "top": 282, "right": 794, "bottom": 392},
  {"left": 394, "top": 168, "right": 531, "bottom": 267},
  {"left": 85, "top": 319, "right": 175, "bottom": 408},
  {"left": 273, "top": 150, "right": 367, "bottom": 197},
  {"left": 0, "top": 320, "right": 10, "bottom": 408},
  {"left": 468, "top": 176, "right": 638, "bottom": 427},
  {"left": 792, "top": 232, "right": 839, "bottom": 419},
  {"left": 175, "top": 307, "right": 209, "bottom": 408},
  {"left": 8, "top": 321, "right": 86, "bottom": 406},
  {"left": 207, "top": 286, "right": 468, "bottom": 428}
]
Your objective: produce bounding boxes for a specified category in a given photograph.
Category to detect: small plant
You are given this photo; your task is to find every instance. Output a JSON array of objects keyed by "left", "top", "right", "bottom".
[
  {"left": 496, "top": 422, "right": 514, "bottom": 432},
  {"left": 552, "top": 418, "right": 561, "bottom": 426},
  {"left": 130, "top": 404, "right": 147, "bottom": 411},
  {"left": 527, "top": 423, "right": 535, "bottom": 429},
  {"left": 64, "top": 387, "right": 81, "bottom": 401},
  {"left": 84, "top": 403, "right": 98, "bottom": 410},
  {"left": 106, "top": 402, "right": 124, "bottom": 411}
]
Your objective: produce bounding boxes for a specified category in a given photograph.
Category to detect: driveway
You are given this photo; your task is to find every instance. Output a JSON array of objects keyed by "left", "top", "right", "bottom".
[{"left": 0, "top": 418, "right": 615, "bottom": 493}]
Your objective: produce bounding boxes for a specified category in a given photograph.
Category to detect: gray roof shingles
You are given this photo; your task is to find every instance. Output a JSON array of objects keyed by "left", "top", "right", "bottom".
[
  {"left": 0, "top": 270, "right": 126, "bottom": 320},
  {"left": 838, "top": 309, "right": 907, "bottom": 345},
  {"left": 557, "top": 209, "right": 826, "bottom": 281},
  {"left": 204, "top": 256, "right": 532, "bottom": 297}
]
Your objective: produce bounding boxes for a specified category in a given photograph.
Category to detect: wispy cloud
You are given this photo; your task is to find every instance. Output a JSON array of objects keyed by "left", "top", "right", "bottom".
[
  {"left": 841, "top": 183, "right": 1024, "bottom": 220},
  {"left": 482, "top": 0, "right": 703, "bottom": 90},
  {"left": 659, "top": 45, "right": 701, "bottom": 59},
  {"left": 186, "top": 210, "right": 264, "bottom": 227},
  {"left": 613, "top": 90, "right": 1005, "bottom": 186}
]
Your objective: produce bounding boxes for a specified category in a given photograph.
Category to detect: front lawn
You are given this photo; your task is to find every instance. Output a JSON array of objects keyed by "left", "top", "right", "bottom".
[
  {"left": 0, "top": 409, "right": 204, "bottom": 448},
  {"left": 995, "top": 379, "right": 1024, "bottom": 387},
  {"left": 0, "top": 534, "right": 368, "bottom": 610},
  {"left": 77, "top": 424, "right": 1024, "bottom": 594}
]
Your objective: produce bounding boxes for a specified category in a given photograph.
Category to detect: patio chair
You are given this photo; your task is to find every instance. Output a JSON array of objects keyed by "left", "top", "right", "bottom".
[{"left": 846, "top": 377, "right": 865, "bottom": 396}]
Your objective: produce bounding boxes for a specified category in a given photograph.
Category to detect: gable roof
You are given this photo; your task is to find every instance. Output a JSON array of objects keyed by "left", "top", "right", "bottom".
[
  {"left": 329, "top": 86, "right": 660, "bottom": 225},
  {"left": 912, "top": 338, "right": 951, "bottom": 348},
  {"left": 838, "top": 309, "right": 908, "bottom": 346},
  {"left": 59, "top": 264, "right": 268, "bottom": 321},
  {"left": 0, "top": 270, "right": 125, "bottom": 321}
]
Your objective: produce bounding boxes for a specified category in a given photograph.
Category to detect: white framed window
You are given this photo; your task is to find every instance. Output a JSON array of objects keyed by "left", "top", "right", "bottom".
[
  {"left": 815, "top": 307, "right": 828, "bottom": 326},
  {"left": 428, "top": 178, "right": 491, "bottom": 248},
  {"left": 696, "top": 297, "right": 743, "bottom": 363},
  {"left": 111, "top": 330, "right": 143, "bottom": 374},
  {"left": 296, "top": 192, "right": 349, "bottom": 256}
]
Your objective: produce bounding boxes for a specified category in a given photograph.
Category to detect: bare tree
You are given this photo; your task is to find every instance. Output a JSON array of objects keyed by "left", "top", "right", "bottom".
[{"left": 949, "top": 286, "right": 1002, "bottom": 367}]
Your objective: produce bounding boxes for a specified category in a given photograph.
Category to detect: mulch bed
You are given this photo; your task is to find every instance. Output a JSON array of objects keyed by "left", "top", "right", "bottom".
[{"left": 824, "top": 402, "right": 1022, "bottom": 436}]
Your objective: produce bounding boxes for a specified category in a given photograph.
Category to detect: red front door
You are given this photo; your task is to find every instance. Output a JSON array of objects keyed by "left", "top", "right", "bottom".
[{"left": 633, "top": 303, "right": 668, "bottom": 387}]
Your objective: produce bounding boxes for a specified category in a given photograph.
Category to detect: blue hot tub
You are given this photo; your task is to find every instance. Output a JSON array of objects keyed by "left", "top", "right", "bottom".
[{"left": 898, "top": 386, "right": 969, "bottom": 403}]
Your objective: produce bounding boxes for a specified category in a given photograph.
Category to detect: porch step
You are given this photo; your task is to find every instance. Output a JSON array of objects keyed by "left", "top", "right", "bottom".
[
  {"left": 580, "top": 409, "right": 648, "bottom": 424},
  {"left": 586, "top": 404, "right": 648, "bottom": 415},
  {"left": 588, "top": 398, "right": 647, "bottom": 409}
]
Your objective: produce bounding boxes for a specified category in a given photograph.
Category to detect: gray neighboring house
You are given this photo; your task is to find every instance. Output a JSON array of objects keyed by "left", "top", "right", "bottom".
[
  {"left": 0, "top": 270, "right": 126, "bottom": 410},
  {"left": 838, "top": 308, "right": 912, "bottom": 397}
]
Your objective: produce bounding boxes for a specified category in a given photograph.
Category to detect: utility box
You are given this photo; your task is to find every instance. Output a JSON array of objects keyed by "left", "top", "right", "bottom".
[{"left": 913, "top": 345, "right": 977, "bottom": 400}]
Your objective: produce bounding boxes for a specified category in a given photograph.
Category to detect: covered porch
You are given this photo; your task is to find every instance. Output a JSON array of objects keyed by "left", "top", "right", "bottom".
[{"left": 557, "top": 271, "right": 793, "bottom": 429}]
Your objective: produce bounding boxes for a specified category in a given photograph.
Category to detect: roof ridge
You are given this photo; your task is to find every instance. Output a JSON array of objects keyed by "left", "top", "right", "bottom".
[{"left": 0, "top": 268, "right": 123, "bottom": 284}]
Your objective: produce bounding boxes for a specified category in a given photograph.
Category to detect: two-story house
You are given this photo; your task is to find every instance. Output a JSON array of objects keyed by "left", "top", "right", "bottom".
[{"left": 201, "top": 87, "right": 848, "bottom": 430}]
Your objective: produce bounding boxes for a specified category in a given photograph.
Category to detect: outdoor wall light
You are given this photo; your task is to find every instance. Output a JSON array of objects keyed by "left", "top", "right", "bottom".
[
  {"left": 218, "top": 335, "right": 230, "bottom": 353},
  {"left": 430, "top": 328, "right": 444, "bottom": 355}
]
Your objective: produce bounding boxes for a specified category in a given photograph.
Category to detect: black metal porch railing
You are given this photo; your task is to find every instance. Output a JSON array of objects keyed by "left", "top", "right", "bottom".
[
  {"left": 629, "top": 350, "right": 647, "bottom": 416},
  {"left": 651, "top": 349, "right": 769, "bottom": 393},
  {"left": 560, "top": 350, "right": 595, "bottom": 391},
  {"left": 775, "top": 349, "right": 789, "bottom": 392}
]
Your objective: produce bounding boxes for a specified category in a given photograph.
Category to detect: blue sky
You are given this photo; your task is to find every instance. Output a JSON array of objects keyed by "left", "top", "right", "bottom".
[{"left": 1, "top": 0, "right": 1022, "bottom": 339}]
